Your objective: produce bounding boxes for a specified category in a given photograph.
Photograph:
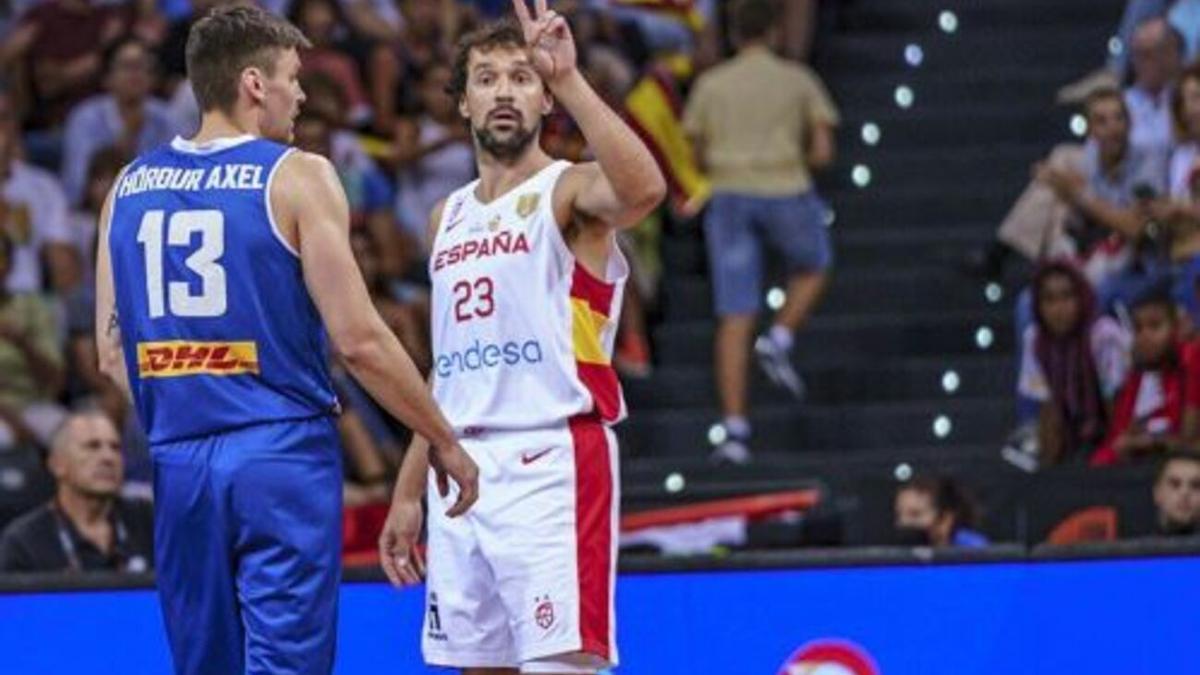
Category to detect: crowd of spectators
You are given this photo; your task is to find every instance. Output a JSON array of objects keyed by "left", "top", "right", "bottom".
[
  {"left": 978, "top": 9, "right": 1200, "bottom": 477},
  {"left": 2, "top": 0, "right": 1199, "bottom": 577},
  {"left": 0, "top": 0, "right": 843, "bottom": 571}
]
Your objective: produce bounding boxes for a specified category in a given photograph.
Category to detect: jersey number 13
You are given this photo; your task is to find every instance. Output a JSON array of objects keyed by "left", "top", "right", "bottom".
[{"left": 136, "top": 209, "right": 227, "bottom": 318}]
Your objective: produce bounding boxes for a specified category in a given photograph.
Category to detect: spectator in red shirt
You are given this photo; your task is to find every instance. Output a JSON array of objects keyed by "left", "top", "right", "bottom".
[{"left": 1092, "top": 291, "right": 1199, "bottom": 465}]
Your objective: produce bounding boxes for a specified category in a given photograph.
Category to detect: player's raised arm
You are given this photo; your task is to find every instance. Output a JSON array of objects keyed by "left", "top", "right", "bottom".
[
  {"left": 274, "top": 151, "right": 478, "bottom": 514},
  {"left": 94, "top": 184, "right": 132, "bottom": 402},
  {"left": 512, "top": 0, "right": 665, "bottom": 229}
]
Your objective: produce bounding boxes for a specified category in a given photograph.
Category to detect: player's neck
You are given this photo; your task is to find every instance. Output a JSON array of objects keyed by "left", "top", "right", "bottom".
[
  {"left": 474, "top": 147, "right": 553, "bottom": 203},
  {"left": 189, "top": 112, "right": 259, "bottom": 145}
]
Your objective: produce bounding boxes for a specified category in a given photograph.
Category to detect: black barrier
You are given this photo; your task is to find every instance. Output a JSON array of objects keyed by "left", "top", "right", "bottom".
[{"left": 3, "top": 538, "right": 1199, "bottom": 595}]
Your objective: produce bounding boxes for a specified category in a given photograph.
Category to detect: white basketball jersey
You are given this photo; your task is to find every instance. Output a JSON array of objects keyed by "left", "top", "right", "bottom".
[{"left": 428, "top": 160, "right": 629, "bottom": 434}]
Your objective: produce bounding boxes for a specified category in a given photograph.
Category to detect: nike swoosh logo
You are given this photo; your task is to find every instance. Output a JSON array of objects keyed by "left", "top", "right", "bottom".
[{"left": 521, "top": 449, "right": 553, "bottom": 465}]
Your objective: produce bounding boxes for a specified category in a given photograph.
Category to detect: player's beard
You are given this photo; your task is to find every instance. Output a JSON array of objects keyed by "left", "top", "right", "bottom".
[{"left": 474, "top": 119, "right": 540, "bottom": 163}]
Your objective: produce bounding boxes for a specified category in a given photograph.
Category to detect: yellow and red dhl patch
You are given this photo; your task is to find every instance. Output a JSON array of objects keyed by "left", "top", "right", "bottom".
[{"left": 137, "top": 341, "right": 260, "bottom": 378}]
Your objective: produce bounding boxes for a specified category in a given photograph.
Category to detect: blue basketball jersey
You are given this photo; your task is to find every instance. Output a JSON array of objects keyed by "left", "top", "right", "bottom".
[{"left": 108, "top": 135, "right": 338, "bottom": 444}]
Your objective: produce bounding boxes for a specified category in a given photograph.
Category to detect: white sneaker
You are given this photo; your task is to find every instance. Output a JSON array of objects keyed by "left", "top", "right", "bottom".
[
  {"left": 710, "top": 438, "right": 752, "bottom": 465},
  {"left": 754, "top": 335, "right": 806, "bottom": 400}
]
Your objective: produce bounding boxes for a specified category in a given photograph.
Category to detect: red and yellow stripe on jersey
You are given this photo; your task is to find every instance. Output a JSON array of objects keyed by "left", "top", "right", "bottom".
[{"left": 570, "top": 264, "right": 625, "bottom": 424}]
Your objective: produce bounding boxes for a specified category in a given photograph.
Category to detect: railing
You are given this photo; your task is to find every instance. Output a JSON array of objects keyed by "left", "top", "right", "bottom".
[{"left": 4, "top": 537, "right": 1198, "bottom": 594}]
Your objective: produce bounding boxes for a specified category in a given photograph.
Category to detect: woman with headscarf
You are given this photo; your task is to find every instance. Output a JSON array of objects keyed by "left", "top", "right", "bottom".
[{"left": 1018, "top": 261, "right": 1131, "bottom": 464}]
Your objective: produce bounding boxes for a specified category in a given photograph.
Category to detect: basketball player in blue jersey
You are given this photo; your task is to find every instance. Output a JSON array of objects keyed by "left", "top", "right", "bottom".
[{"left": 93, "top": 6, "right": 478, "bottom": 675}]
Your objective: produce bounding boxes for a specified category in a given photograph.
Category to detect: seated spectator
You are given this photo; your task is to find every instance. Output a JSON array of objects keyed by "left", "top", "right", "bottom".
[
  {"left": 1151, "top": 451, "right": 1200, "bottom": 536},
  {"left": 0, "top": 88, "right": 75, "bottom": 294},
  {"left": 1057, "top": 2, "right": 1195, "bottom": 104},
  {"left": 290, "top": 0, "right": 372, "bottom": 126},
  {"left": 683, "top": 0, "right": 838, "bottom": 464},
  {"left": 1125, "top": 17, "right": 1183, "bottom": 153},
  {"left": 893, "top": 475, "right": 989, "bottom": 548},
  {"left": 392, "top": 63, "right": 475, "bottom": 255},
  {"left": 1145, "top": 63, "right": 1200, "bottom": 325},
  {"left": 0, "top": 232, "right": 66, "bottom": 449},
  {"left": 61, "top": 37, "right": 174, "bottom": 207},
  {"left": 974, "top": 88, "right": 1169, "bottom": 289},
  {"left": 0, "top": 410, "right": 153, "bottom": 573},
  {"left": 1092, "top": 291, "right": 1198, "bottom": 465},
  {"left": 1018, "top": 262, "right": 1130, "bottom": 465}
]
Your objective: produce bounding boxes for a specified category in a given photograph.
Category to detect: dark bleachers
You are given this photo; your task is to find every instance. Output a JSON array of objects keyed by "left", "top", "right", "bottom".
[{"left": 619, "top": 0, "right": 1134, "bottom": 544}]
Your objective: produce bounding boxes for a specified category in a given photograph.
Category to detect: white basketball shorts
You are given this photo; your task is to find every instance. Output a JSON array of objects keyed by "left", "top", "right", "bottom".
[{"left": 422, "top": 416, "right": 620, "bottom": 672}]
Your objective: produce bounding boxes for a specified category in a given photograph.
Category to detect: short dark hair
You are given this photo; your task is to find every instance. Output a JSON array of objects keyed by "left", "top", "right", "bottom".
[
  {"left": 899, "top": 475, "right": 980, "bottom": 530},
  {"left": 1156, "top": 450, "right": 1200, "bottom": 484},
  {"left": 102, "top": 36, "right": 154, "bottom": 80},
  {"left": 448, "top": 19, "right": 527, "bottom": 101},
  {"left": 1172, "top": 62, "right": 1200, "bottom": 140},
  {"left": 1082, "top": 85, "right": 1126, "bottom": 121},
  {"left": 185, "top": 5, "right": 310, "bottom": 114},
  {"left": 733, "top": 0, "right": 777, "bottom": 44}
]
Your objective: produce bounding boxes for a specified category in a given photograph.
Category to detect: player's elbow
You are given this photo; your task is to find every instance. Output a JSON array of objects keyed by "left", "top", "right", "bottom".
[
  {"left": 620, "top": 169, "right": 667, "bottom": 228},
  {"left": 332, "top": 326, "right": 386, "bottom": 373}
]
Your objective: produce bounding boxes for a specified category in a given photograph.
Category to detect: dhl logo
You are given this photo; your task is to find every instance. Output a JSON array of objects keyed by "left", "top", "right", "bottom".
[{"left": 137, "top": 341, "right": 260, "bottom": 378}]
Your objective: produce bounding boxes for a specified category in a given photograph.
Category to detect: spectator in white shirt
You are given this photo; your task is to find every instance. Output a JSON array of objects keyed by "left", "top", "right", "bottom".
[
  {"left": 60, "top": 37, "right": 174, "bottom": 207},
  {"left": 0, "top": 89, "right": 74, "bottom": 294},
  {"left": 1125, "top": 17, "right": 1184, "bottom": 153}
]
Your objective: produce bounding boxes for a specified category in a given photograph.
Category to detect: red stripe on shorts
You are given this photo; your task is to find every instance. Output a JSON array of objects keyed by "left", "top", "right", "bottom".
[{"left": 569, "top": 414, "right": 613, "bottom": 661}]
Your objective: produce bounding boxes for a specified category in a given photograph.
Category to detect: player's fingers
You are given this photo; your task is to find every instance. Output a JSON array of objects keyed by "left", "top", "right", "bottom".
[
  {"left": 379, "top": 535, "right": 404, "bottom": 587},
  {"left": 435, "top": 465, "right": 450, "bottom": 497},
  {"left": 535, "top": 0, "right": 548, "bottom": 19},
  {"left": 445, "top": 475, "right": 477, "bottom": 518},
  {"left": 511, "top": 0, "right": 532, "bottom": 27},
  {"left": 546, "top": 14, "right": 568, "bottom": 40},
  {"left": 397, "top": 554, "right": 422, "bottom": 585}
]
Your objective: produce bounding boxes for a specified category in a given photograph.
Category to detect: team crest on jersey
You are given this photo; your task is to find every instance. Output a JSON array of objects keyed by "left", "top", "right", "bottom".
[
  {"left": 534, "top": 595, "right": 555, "bottom": 630},
  {"left": 516, "top": 193, "right": 540, "bottom": 219}
]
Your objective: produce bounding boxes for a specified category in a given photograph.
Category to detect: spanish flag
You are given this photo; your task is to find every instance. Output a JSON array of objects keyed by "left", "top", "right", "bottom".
[{"left": 624, "top": 63, "right": 711, "bottom": 215}]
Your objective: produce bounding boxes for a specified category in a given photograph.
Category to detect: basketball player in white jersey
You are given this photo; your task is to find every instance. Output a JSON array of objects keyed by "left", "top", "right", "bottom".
[{"left": 377, "top": 1, "right": 665, "bottom": 673}]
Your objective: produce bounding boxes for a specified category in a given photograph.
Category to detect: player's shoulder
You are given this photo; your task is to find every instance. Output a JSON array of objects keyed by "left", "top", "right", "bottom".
[{"left": 272, "top": 149, "right": 339, "bottom": 191}]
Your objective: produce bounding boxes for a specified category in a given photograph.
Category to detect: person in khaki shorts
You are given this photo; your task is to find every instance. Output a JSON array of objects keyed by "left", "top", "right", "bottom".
[{"left": 684, "top": 0, "right": 838, "bottom": 464}]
